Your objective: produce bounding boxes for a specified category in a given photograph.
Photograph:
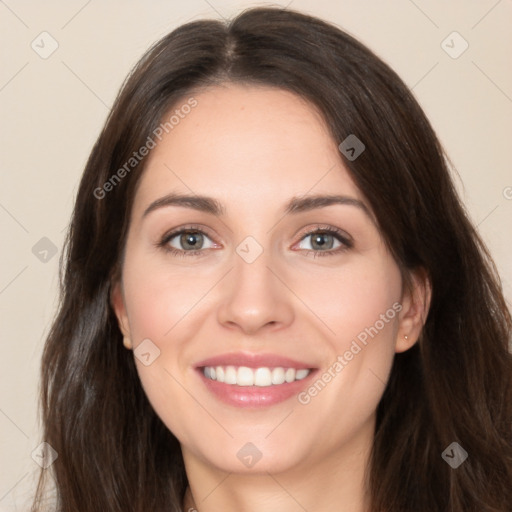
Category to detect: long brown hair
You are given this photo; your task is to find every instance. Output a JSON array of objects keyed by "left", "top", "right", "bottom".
[{"left": 32, "top": 7, "right": 512, "bottom": 511}]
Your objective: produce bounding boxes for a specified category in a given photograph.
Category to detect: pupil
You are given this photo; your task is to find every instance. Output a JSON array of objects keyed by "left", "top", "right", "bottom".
[
  {"left": 312, "top": 233, "right": 332, "bottom": 250},
  {"left": 182, "top": 232, "right": 202, "bottom": 249}
]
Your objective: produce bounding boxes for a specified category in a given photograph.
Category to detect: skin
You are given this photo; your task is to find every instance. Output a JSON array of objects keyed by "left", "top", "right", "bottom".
[{"left": 111, "top": 83, "right": 431, "bottom": 512}]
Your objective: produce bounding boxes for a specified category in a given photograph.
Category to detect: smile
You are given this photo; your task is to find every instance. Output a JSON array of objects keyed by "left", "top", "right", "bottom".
[
  {"left": 203, "top": 365, "right": 311, "bottom": 387},
  {"left": 196, "top": 352, "right": 317, "bottom": 407}
]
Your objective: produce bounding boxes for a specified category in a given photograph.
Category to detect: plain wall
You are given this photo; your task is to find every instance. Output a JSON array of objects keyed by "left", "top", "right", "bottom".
[{"left": 1, "top": 0, "right": 511, "bottom": 509}]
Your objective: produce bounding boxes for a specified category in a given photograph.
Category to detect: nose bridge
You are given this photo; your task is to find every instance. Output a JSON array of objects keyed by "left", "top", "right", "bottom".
[{"left": 216, "top": 239, "right": 294, "bottom": 333}]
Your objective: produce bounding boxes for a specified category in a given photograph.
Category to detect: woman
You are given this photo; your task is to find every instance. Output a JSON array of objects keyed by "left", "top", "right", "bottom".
[{"left": 32, "top": 6, "right": 512, "bottom": 512}]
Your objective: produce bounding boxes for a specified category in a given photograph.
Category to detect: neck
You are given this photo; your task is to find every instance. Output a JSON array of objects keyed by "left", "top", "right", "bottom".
[{"left": 182, "top": 418, "right": 374, "bottom": 512}]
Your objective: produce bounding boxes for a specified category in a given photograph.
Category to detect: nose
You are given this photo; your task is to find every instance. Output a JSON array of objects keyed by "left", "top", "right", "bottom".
[{"left": 216, "top": 248, "right": 295, "bottom": 335}]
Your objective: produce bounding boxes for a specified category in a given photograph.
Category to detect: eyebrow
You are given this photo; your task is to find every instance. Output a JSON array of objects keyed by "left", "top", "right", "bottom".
[{"left": 142, "top": 192, "right": 372, "bottom": 220}]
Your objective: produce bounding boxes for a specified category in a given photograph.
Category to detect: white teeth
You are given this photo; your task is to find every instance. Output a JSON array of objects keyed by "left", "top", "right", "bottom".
[
  {"left": 225, "top": 366, "right": 237, "bottom": 385},
  {"left": 215, "top": 366, "right": 224, "bottom": 383},
  {"left": 285, "top": 368, "right": 296, "bottom": 383},
  {"left": 254, "top": 367, "right": 272, "bottom": 387},
  {"left": 237, "top": 366, "right": 254, "bottom": 386},
  {"left": 203, "top": 365, "right": 311, "bottom": 387},
  {"left": 271, "top": 367, "right": 286, "bottom": 385},
  {"left": 295, "top": 369, "right": 309, "bottom": 380}
]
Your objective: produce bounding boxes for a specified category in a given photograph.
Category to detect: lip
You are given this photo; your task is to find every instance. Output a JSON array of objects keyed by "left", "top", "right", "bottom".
[
  {"left": 195, "top": 352, "right": 317, "bottom": 408},
  {"left": 195, "top": 352, "right": 313, "bottom": 370}
]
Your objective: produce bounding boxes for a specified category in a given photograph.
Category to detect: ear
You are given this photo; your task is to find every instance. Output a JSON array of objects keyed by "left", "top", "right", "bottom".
[
  {"left": 395, "top": 267, "right": 432, "bottom": 353},
  {"left": 110, "top": 280, "right": 132, "bottom": 348}
]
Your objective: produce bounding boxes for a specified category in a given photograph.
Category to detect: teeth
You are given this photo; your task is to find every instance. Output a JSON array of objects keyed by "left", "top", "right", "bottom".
[
  {"left": 271, "top": 367, "right": 285, "bottom": 385},
  {"left": 254, "top": 367, "right": 272, "bottom": 387},
  {"left": 203, "top": 365, "right": 311, "bottom": 387},
  {"left": 225, "top": 366, "right": 237, "bottom": 384},
  {"left": 237, "top": 366, "right": 254, "bottom": 386},
  {"left": 295, "top": 369, "right": 309, "bottom": 380}
]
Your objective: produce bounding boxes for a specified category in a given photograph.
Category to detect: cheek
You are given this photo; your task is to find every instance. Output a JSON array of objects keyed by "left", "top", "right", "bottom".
[
  {"left": 292, "top": 253, "right": 402, "bottom": 420},
  {"left": 291, "top": 251, "right": 402, "bottom": 352},
  {"left": 120, "top": 250, "right": 207, "bottom": 442},
  {"left": 120, "top": 248, "right": 217, "bottom": 413},
  {"left": 121, "top": 249, "right": 207, "bottom": 346}
]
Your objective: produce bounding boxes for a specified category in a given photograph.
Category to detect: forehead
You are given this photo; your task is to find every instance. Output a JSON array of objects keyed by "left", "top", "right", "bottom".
[{"left": 133, "top": 83, "right": 364, "bottom": 216}]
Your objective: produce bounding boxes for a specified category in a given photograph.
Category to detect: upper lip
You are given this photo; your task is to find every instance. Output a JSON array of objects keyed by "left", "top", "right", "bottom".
[{"left": 195, "top": 352, "right": 315, "bottom": 370}]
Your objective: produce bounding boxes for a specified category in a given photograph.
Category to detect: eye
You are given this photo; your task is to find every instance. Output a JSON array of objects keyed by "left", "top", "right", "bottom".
[
  {"left": 158, "top": 226, "right": 217, "bottom": 257},
  {"left": 157, "top": 224, "right": 353, "bottom": 258},
  {"left": 295, "top": 226, "right": 353, "bottom": 257}
]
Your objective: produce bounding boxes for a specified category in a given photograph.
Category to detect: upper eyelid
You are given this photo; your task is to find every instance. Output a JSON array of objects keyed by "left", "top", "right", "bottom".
[
  {"left": 300, "top": 224, "right": 352, "bottom": 241},
  {"left": 161, "top": 224, "right": 216, "bottom": 243}
]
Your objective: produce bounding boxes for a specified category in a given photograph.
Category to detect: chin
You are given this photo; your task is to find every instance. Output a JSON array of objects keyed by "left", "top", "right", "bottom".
[{"left": 189, "top": 434, "right": 311, "bottom": 475}]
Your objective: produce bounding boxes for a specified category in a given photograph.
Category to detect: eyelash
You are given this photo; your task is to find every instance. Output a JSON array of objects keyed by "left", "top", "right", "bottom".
[{"left": 156, "top": 224, "right": 353, "bottom": 258}]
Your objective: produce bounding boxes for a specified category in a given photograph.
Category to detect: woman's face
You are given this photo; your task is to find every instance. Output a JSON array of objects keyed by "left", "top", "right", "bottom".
[{"left": 112, "top": 83, "right": 424, "bottom": 476}]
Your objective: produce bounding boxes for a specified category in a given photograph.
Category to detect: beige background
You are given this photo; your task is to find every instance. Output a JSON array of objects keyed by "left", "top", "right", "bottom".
[{"left": 1, "top": 0, "right": 511, "bottom": 509}]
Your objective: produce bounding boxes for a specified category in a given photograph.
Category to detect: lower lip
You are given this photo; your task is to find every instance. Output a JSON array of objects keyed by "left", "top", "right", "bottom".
[{"left": 198, "top": 369, "right": 316, "bottom": 408}]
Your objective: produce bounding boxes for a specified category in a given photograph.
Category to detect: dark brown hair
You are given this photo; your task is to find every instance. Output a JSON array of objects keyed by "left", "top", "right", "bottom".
[{"left": 32, "top": 7, "right": 512, "bottom": 511}]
